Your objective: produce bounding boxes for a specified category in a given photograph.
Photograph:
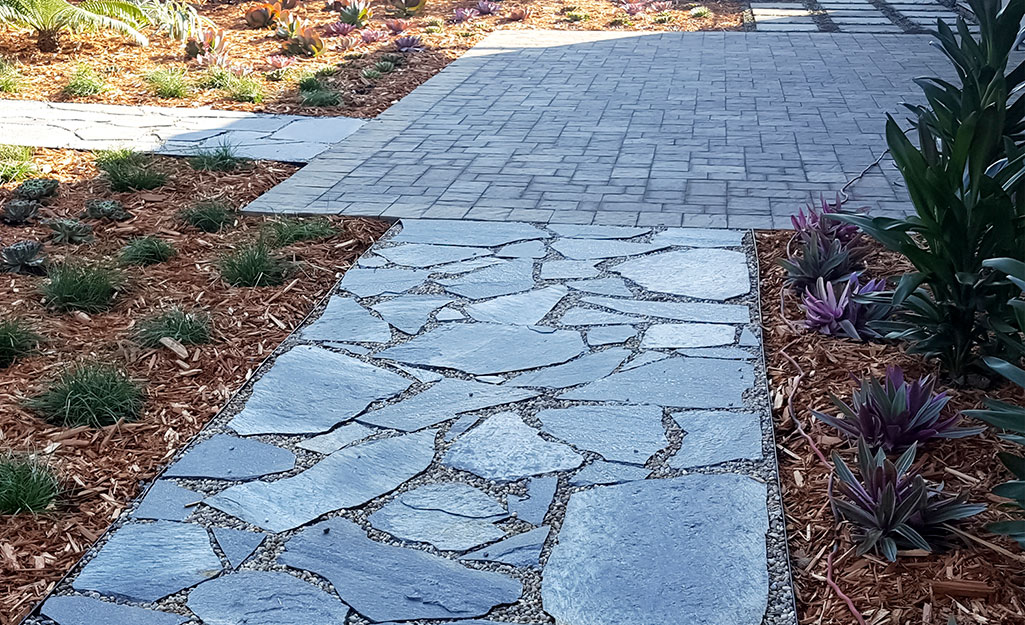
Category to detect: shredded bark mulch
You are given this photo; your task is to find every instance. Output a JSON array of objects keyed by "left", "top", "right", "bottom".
[
  {"left": 756, "top": 230, "right": 1025, "bottom": 625},
  {"left": 0, "top": 148, "right": 389, "bottom": 624}
]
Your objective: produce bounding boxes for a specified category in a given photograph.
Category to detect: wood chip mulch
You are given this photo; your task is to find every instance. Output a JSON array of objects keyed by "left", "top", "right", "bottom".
[
  {"left": 755, "top": 230, "right": 1025, "bottom": 625},
  {"left": 0, "top": 148, "right": 389, "bottom": 624}
]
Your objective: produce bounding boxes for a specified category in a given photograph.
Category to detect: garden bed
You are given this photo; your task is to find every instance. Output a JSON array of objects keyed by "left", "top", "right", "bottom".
[
  {"left": 0, "top": 0, "right": 745, "bottom": 118},
  {"left": 0, "top": 146, "right": 387, "bottom": 624},
  {"left": 756, "top": 231, "right": 1025, "bottom": 625}
]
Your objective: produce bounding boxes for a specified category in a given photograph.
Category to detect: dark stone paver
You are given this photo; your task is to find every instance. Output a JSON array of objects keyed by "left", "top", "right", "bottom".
[
  {"left": 40, "top": 597, "right": 186, "bottom": 625},
  {"left": 164, "top": 434, "right": 295, "bottom": 480},
  {"left": 670, "top": 411, "right": 765, "bottom": 468},
  {"left": 186, "top": 571, "right": 351, "bottom": 624},
  {"left": 211, "top": 527, "right": 265, "bottom": 568},
  {"left": 445, "top": 412, "right": 585, "bottom": 481},
  {"left": 369, "top": 483, "right": 509, "bottom": 550},
  {"left": 463, "top": 526, "right": 551, "bottom": 567},
  {"left": 537, "top": 405, "right": 667, "bottom": 465},
  {"left": 507, "top": 476, "right": 558, "bottom": 525},
  {"left": 132, "top": 481, "right": 201, "bottom": 521}
]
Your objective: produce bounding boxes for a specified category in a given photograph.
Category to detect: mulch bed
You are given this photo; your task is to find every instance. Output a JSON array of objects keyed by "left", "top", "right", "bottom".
[
  {"left": 0, "top": 0, "right": 745, "bottom": 118},
  {"left": 0, "top": 148, "right": 389, "bottom": 624},
  {"left": 755, "top": 230, "right": 1025, "bottom": 625}
]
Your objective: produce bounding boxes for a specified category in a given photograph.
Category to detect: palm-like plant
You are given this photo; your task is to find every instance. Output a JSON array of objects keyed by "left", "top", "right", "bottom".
[{"left": 0, "top": 0, "right": 148, "bottom": 52}]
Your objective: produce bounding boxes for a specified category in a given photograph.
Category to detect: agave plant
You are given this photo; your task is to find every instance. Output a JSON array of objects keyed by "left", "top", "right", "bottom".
[
  {"left": 82, "top": 198, "right": 131, "bottom": 221},
  {"left": 803, "top": 275, "right": 889, "bottom": 340},
  {"left": 14, "top": 177, "right": 58, "bottom": 201},
  {"left": 623, "top": 2, "right": 646, "bottom": 14},
  {"left": 265, "top": 54, "right": 295, "bottom": 69},
  {"left": 244, "top": 1, "right": 280, "bottom": 28},
  {"left": 475, "top": 0, "right": 498, "bottom": 14},
  {"left": 1, "top": 240, "right": 46, "bottom": 275},
  {"left": 360, "top": 67, "right": 381, "bottom": 81},
  {"left": 389, "top": 0, "right": 425, "bottom": 16},
  {"left": 778, "top": 233, "right": 863, "bottom": 293},
  {"left": 383, "top": 17, "right": 407, "bottom": 33},
  {"left": 337, "top": 0, "right": 371, "bottom": 26},
  {"left": 274, "top": 10, "right": 305, "bottom": 39},
  {"left": 45, "top": 217, "right": 93, "bottom": 244},
  {"left": 0, "top": 0, "right": 148, "bottom": 51},
  {"left": 649, "top": 0, "right": 673, "bottom": 10},
  {"left": 832, "top": 439, "right": 984, "bottom": 561},
  {"left": 451, "top": 6, "right": 477, "bottom": 22},
  {"left": 1, "top": 198, "right": 40, "bottom": 225},
  {"left": 394, "top": 34, "right": 422, "bottom": 52},
  {"left": 323, "top": 20, "right": 356, "bottom": 35},
  {"left": 360, "top": 28, "right": 384, "bottom": 43},
  {"left": 285, "top": 25, "right": 325, "bottom": 57},
  {"left": 374, "top": 60, "right": 395, "bottom": 73},
  {"left": 814, "top": 366, "right": 984, "bottom": 453}
]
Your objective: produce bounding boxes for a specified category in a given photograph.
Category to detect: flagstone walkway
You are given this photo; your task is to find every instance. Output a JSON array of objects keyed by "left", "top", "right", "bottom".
[{"left": 30, "top": 220, "right": 794, "bottom": 625}]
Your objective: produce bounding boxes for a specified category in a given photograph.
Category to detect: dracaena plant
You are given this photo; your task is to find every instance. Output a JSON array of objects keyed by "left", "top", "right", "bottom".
[
  {"left": 802, "top": 275, "right": 889, "bottom": 340},
  {"left": 831, "top": 438, "right": 985, "bottom": 561},
  {"left": 815, "top": 366, "right": 984, "bottom": 453},
  {"left": 833, "top": 0, "right": 1025, "bottom": 379},
  {"left": 778, "top": 233, "right": 863, "bottom": 293}
]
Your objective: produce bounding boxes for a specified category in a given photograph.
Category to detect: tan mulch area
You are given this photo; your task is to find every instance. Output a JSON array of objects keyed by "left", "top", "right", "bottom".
[
  {"left": 0, "top": 148, "right": 389, "bottom": 624},
  {"left": 0, "top": 0, "right": 745, "bottom": 118},
  {"left": 756, "top": 230, "right": 1025, "bottom": 625}
]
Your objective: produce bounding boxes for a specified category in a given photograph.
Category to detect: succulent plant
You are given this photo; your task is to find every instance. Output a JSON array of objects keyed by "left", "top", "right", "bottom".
[
  {"left": 689, "top": 5, "right": 710, "bottom": 17},
  {"left": 245, "top": 2, "right": 281, "bottom": 28},
  {"left": 45, "top": 218, "right": 93, "bottom": 245},
  {"left": 475, "top": 0, "right": 499, "bottom": 14},
  {"left": 452, "top": 6, "right": 478, "bottom": 22},
  {"left": 508, "top": 6, "right": 533, "bottom": 19},
  {"left": 82, "top": 198, "right": 132, "bottom": 222},
  {"left": 360, "top": 28, "right": 385, "bottom": 43},
  {"left": 275, "top": 10, "right": 306, "bottom": 39},
  {"left": 831, "top": 439, "right": 984, "bottom": 561},
  {"left": 814, "top": 366, "right": 984, "bottom": 453},
  {"left": 390, "top": 0, "right": 426, "bottom": 16},
  {"left": 266, "top": 54, "right": 296, "bottom": 69},
  {"left": 186, "top": 27, "right": 228, "bottom": 59},
  {"left": 394, "top": 34, "right": 423, "bottom": 52},
  {"left": 778, "top": 233, "right": 863, "bottom": 293},
  {"left": 360, "top": 68, "right": 381, "bottom": 81},
  {"left": 1, "top": 198, "right": 40, "bottom": 225},
  {"left": 1, "top": 240, "right": 46, "bottom": 275},
  {"left": 792, "top": 195, "right": 863, "bottom": 248},
  {"left": 285, "top": 26, "right": 326, "bottom": 57},
  {"left": 649, "top": 1, "right": 674, "bottom": 11},
  {"left": 384, "top": 18, "right": 408, "bottom": 33},
  {"left": 324, "top": 20, "right": 357, "bottom": 35},
  {"left": 14, "top": 177, "right": 58, "bottom": 201},
  {"left": 337, "top": 0, "right": 372, "bottom": 26},
  {"left": 802, "top": 275, "right": 889, "bottom": 340},
  {"left": 373, "top": 60, "right": 395, "bottom": 73},
  {"left": 280, "top": 0, "right": 301, "bottom": 9},
  {"left": 380, "top": 52, "right": 405, "bottom": 65},
  {"left": 334, "top": 35, "right": 360, "bottom": 50},
  {"left": 323, "top": 0, "right": 347, "bottom": 10},
  {"left": 623, "top": 2, "right": 646, "bottom": 14}
]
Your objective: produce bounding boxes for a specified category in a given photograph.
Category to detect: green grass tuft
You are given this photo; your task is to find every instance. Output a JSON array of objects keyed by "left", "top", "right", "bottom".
[
  {"left": 0, "top": 318, "right": 40, "bottom": 368},
  {"left": 136, "top": 308, "right": 211, "bottom": 347},
  {"left": 188, "top": 143, "right": 249, "bottom": 172},
  {"left": 41, "top": 263, "right": 123, "bottom": 313},
  {"left": 0, "top": 144, "right": 33, "bottom": 184},
  {"left": 146, "top": 67, "right": 190, "bottom": 99},
  {"left": 197, "top": 66, "right": 235, "bottom": 90},
  {"left": 179, "top": 199, "right": 235, "bottom": 232},
  {"left": 62, "top": 65, "right": 107, "bottom": 97},
  {"left": 0, "top": 57, "right": 22, "bottom": 93},
  {"left": 220, "top": 243, "right": 291, "bottom": 287},
  {"left": 226, "top": 74, "right": 264, "bottom": 103},
  {"left": 299, "top": 87, "right": 341, "bottom": 107},
  {"left": 0, "top": 453, "right": 60, "bottom": 515},
  {"left": 120, "top": 237, "right": 176, "bottom": 266},
  {"left": 262, "top": 218, "right": 336, "bottom": 247},
  {"left": 27, "top": 363, "right": 144, "bottom": 428},
  {"left": 95, "top": 148, "right": 167, "bottom": 192}
]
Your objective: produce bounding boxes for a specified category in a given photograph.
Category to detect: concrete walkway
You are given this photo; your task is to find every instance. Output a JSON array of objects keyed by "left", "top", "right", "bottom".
[
  {"left": 30, "top": 221, "right": 794, "bottom": 625},
  {"left": 751, "top": 0, "right": 974, "bottom": 33}
]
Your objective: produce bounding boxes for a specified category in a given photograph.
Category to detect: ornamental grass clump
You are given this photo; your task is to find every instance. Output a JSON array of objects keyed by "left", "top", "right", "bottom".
[
  {"left": 0, "top": 453, "right": 60, "bottom": 514},
  {"left": 136, "top": 308, "right": 211, "bottom": 346},
  {"left": 120, "top": 236, "right": 175, "bottom": 266},
  {"left": 0, "top": 318, "right": 39, "bottom": 368},
  {"left": 179, "top": 199, "right": 235, "bottom": 232},
  {"left": 262, "top": 217, "right": 336, "bottom": 246},
  {"left": 95, "top": 148, "right": 166, "bottom": 191},
  {"left": 0, "top": 57, "right": 22, "bottom": 93},
  {"left": 0, "top": 144, "right": 33, "bottom": 183},
  {"left": 188, "top": 143, "right": 248, "bottom": 171},
  {"left": 814, "top": 366, "right": 984, "bottom": 454},
  {"left": 62, "top": 65, "right": 106, "bottom": 96},
  {"left": 27, "top": 363, "right": 144, "bottom": 427},
  {"left": 220, "top": 243, "right": 291, "bottom": 286},
  {"left": 41, "top": 262, "right": 123, "bottom": 312}
]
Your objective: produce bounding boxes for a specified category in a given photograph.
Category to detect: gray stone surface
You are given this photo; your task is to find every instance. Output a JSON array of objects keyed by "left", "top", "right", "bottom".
[
  {"left": 389, "top": 219, "right": 549, "bottom": 246},
  {"left": 539, "top": 260, "right": 599, "bottom": 280},
  {"left": 376, "top": 243, "right": 491, "bottom": 267},
  {"left": 650, "top": 228, "right": 745, "bottom": 247},
  {"left": 435, "top": 259, "right": 536, "bottom": 299},
  {"left": 465, "top": 286, "right": 567, "bottom": 325},
  {"left": 444, "top": 412, "right": 583, "bottom": 481},
  {"left": 508, "top": 476, "right": 557, "bottom": 525},
  {"left": 536, "top": 405, "right": 667, "bottom": 465},
  {"left": 497, "top": 240, "right": 546, "bottom": 258},
  {"left": 505, "top": 348, "right": 629, "bottom": 389},
  {"left": 40, "top": 597, "right": 187, "bottom": 625},
  {"left": 740, "top": 327, "right": 759, "bottom": 346},
  {"left": 445, "top": 414, "right": 479, "bottom": 441},
  {"left": 620, "top": 351, "right": 670, "bottom": 371},
  {"left": 377, "top": 323, "right": 585, "bottom": 375},
  {"left": 338, "top": 268, "right": 428, "bottom": 297},
  {"left": 679, "top": 347, "right": 756, "bottom": 359},
  {"left": 559, "top": 307, "right": 641, "bottom": 325},
  {"left": 133, "top": 481, "right": 201, "bottom": 521},
  {"left": 542, "top": 475, "right": 769, "bottom": 625},
  {"left": 281, "top": 518, "right": 522, "bottom": 622},
  {"left": 187, "top": 571, "right": 351, "bottom": 624},
  {"left": 370, "top": 295, "right": 453, "bottom": 334},
  {"left": 551, "top": 238, "right": 669, "bottom": 260},
  {"left": 212, "top": 527, "right": 265, "bottom": 568},
  {"left": 297, "top": 423, "right": 374, "bottom": 454},
  {"left": 73, "top": 522, "right": 222, "bottom": 602},
  {"left": 613, "top": 249, "right": 750, "bottom": 300},
  {"left": 369, "top": 483, "right": 508, "bottom": 551},
  {"left": 463, "top": 526, "right": 550, "bottom": 567},
  {"left": 586, "top": 325, "right": 636, "bottom": 346},
  {"left": 670, "top": 411, "right": 764, "bottom": 468},
  {"left": 436, "top": 306, "right": 466, "bottom": 321},
  {"left": 228, "top": 345, "right": 411, "bottom": 435},
  {"left": 566, "top": 277, "right": 633, "bottom": 297},
  {"left": 640, "top": 323, "right": 737, "bottom": 349},
  {"left": 164, "top": 434, "right": 295, "bottom": 480},
  {"left": 206, "top": 430, "right": 435, "bottom": 532},
  {"left": 548, "top": 225, "right": 651, "bottom": 239},
  {"left": 569, "top": 461, "right": 650, "bottom": 486},
  {"left": 582, "top": 296, "right": 750, "bottom": 323},
  {"left": 301, "top": 296, "right": 392, "bottom": 343}
]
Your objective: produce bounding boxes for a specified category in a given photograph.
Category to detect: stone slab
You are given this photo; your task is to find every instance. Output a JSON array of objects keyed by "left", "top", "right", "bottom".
[
  {"left": 164, "top": 434, "right": 295, "bottom": 480},
  {"left": 133, "top": 481, "right": 202, "bottom": 521},
  {"left": 582, "top": 296, "right": 750, "bottom": 323},
  {"left": 640, "top": 323, "right": 737, "bottom": 349},
  {"left": 376, "top": 243, "right": 491, "bottom": 267},
  {"left": 338, "top": 268, "right": 429, "bottom": 298},
  {"left": 465, "top": 286, "right": 567, "bottom": 325},
  {"left": 505, "top": 348, "right": 629, "bottom": 389},
  {"left": 649, "top": 228, "right": 744, "bottom": 247},
  {"left": 613, "top": 249, "right": 751, "bottom": 300},
  {"left": 212, "top": 527, "right": 266, "bottom": 569},
  {"left": 586, "top": 325, "right": 636, "bottom": 346},
  {"left": 370, "top": 295, "right": 453, "bottom": 334},
  {"left": 508, "top": 476, "right": 558, "bottom": 525},
  {"left": 301, "top": 296, "right": 392, "bottom": 342},
  {"left": 537, "top": 405, "right": 667, "bottom": 465},
  {"left": 539, "top": 260, "right": 599, "bottom": 280},
  {"left": 435, "top": 258, "right": 536, "bottom": 300},
  {"left": 297, "top": 423, "right": 374, "bottom": 454},
  {"left": 669, "top": 411, "right": 764, "bottom": 468},
  {"left": 39, "top": 597, "right": 187, "bottom": 625},
  {"left": 391, "top": 219, "right": 550, "bottom": 247},
  {"left": 569, "top": 461, "right": 650, "bottom": 486},
  {"left": 369, "top": 483, "right": 508, "bottom": 551},
  {"left": 566, "top": 277, "right": 633, "bottom": 297},
  {"left": 551, "top": 238, "right": 669, "bottom": 260},
  {"left": 187, "top": 571, "right": 351, "bottom": 624},
  {"left": 462, "top": 526, "right": 550, "bottom": 568}
]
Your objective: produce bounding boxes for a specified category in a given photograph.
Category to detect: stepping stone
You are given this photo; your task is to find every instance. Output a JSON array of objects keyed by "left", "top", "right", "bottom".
[
  {"left": 444, "top": 412, "right": 583, "bottom": 481},
  {"left": 357, "top": 254, "right": 387, "bottom": 267},
  {"left": 164, "top": 434, "right": 295, "bottom": 480},
  {"left": 358, "top": 378, "right": 538, "bottom": 431},
  {"left": 566, "top": 277, "right": 633, "bottom": 297},
  {"left": 206, "top": 430, "right": 436, "bottom": 533},
  {"left": 133, "top": 481, "right": 201, "bottom": 521},
  {"left": 465, "top": 286, "right": 567, "bottom": 325},
  {"left": 280, "top": 518, "right": 522, "bottom": 622},
  {"left": 540, "top": 260, "right": 600, "bottom": 280},
  {"left": 436, "top": 306, "right": 465, "bottom": 321},
  {"left": 537, "top": 405, "right": 667, "bottom": 465},
  {"left": 339, "top": 268, "right": 429, "bottom": 297},
  {"left": 551, "top": 238, "right": 669, "bottom": 260},
  {"left": 739, "top": 327, "right": 759, "bottom": 346},
  {"left": 436, "top": 258, "right": 536, "bottom": 299},
  {"left": 211, "top": 527, "right": 265, "bottom": 568},
  {"left": 376, "top": 324, "right": 585, "bottom": 375},
  {"left": 621, "top": 351, "right": 670, "bottom": 371},
  {"left": 392, "top": 219, "right": 549, "bottom": 247},
  {"left": 73, "top": 521, "right": 222, "bottom": 602},
  {"left": 370, "top": 295, "right": 453, "bottom": 334},
  {"left": 669, "top": 411, "right": 764, "bottom": 469},
  {"left": 561, "top": 357, "right": 753, "bottom": 408},
  {"left": 497, "top": 240, "right": 546, "bottom": 258},
  {"left": 376, "top": 243, "right": 491, "bottom": 267},
  {"left": 679, "top": 347, "right": 757, "bottom": 360},
  {"left": 587, "top": 325, "right": 636, "bottom": 346},
  {"left": 445, "top": 414, "right": 479, "bottom": 441},
  {"left": 431, "top": 257, "right": 505, "bottom": 275},
  {"left": 547, "top": 224, "right": 650, "bottom": 239},
  {"left": 570, "top": 461, "right": 650, "bottom": 486},
  {"left": 541, "top": 475, "right": 769, "bottom": 625},
  {"left": 187, "top": 571, "right": 350, "bottom": 624},
  {"left": 650, "top": 228, "right": 744, "bottom": 247},
  {"left": 369, "top": 483, "right": 508, "bottom": 551},
  {"left": 508, "top": 476, "right": 557, "bottom": 525},
  {"left": 301, "top": 296, "right": 391, "bottom": 343},
  {"left": 462, "top": 526, "right": 550, "bottom": 567},
  {"left": 396, "top": 364, "right": 445, "bottom": 383},
  {"left": 40, "top": 596, "right": 187, "bottom": 625},
  {"left": 298, "top": 423, "right": 374, "bottom": 454},
  {"left": 505, "top": 348, "right": 629, "bottom": 389},
  {"left": 640, "top": 323, "right": 736, "bottom": 349},
  {"left": 613, "top": 249, "right": 750, "bottom": 300},
  {"left": 582, "top": 296, "right": 750, "bottom": 323},
  {"left": 559, "top": 307, "right": 640, "bottom": 325}
]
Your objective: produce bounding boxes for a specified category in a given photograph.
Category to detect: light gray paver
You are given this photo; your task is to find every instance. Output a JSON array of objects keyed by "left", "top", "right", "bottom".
[{"left": 187, "top": 571, "right": 351, "bottom": 624}]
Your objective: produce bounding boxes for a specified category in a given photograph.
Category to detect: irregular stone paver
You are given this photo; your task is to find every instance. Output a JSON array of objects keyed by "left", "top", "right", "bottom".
[
  {"left": 297, "top": 422, "right": 374, "bottom": 454},
  {"left": 281, "top": 518, "right": 522, "bottom": 622},
  {"left": 369, "top": 295, "right": 453, "bottom": 334},
  {"left": 206, "top": 430, "right": 435, "bottom": 532},
  {"left": 547, "top": 225, "right": 651, "bottom": 239},
  {"left": 559, "top": 307, "right": 641, "bottom": 325},
  {"left": 586, "top": 325, "right": 637, "bottom": 346},
  {"left": 679, "top": 346, "right": 757, "bottom": 360},
  {"left": 228, "top": 345, "right": 411, "bottom": 435},
  {"left": 539, "top": 260, "right": 599, "bottom": 280},
  {"left": 508, "top": 476, "right": 558, "bottom": 525},
  {"left": 551, "top": 238, "right": 669, "bottom": 260},
  {"left": 211, "top": 527, "right": 265, "bottom": 568},
  {"left": 40, "top": 596, "right": 187, "bottom": 625},
  {"left": 338, "top": 268, "right": 428, "bottom": 297},
  {"left": 164, "top": 434, "right": 295, "bottom": 480},
  {"left": 505, "top": 348, "right": 629, "bottom": 389},
  {"left": 435, "top": 258, "right": 536, "bottom": 299},
  {"left": 497, "top": 240, "right": 546, "bottom": 258},
  {"left": 73, "top": 522, "right": 222, "bottom": 602},
  {"left": 436, "top": 306, "right": 466, "bottom": 321},
  {"left": 133, "top": 481, "right": 201, "bottom": 521},
  {"left": 566, "top": 277, "right": 633, "bottom": 297},
  {"left": 187, "top": 571, "right": 350, "bottom": 624},
  {"left": 640, "top": 323, "right": 737, "bottom": 349},
  {"left": 542, "top": 475, "right": 769, "bottom": 625},
  {"left": 369, "top": 483, "right": 508, "bottom": 550},
  {"left": 358, "top": 378, "right": 538, "bottom": 431},
  {"left": 537, "top": 405, "right": 667, "bottom": 465},
  {"left": 463, "top": 526, "right": 551, "bottom": 568},
  {"left": 301, "top": 296, "right": 392, "bottom": 342},
  {"left": 650, "top": 228, "right": 745, "bottom": 247},
  {"left": 582, "top": 296, "right": 751, "bottom": 323},
  {"left": 376, "top": 243, "right": 491, "bottom": 267},
  {"left": 465, "top": 285, "right": 567, "bottom": 325},
  {"left": 614, "top": 249, "right": 750, "bottom": 300},
  {"left": 432, "top": 257, "right": 505, "bottom": 275},
  {"left": 669, "top": 411, "right": 764, "bottom": 468},
  {"left": 444, "top": 412, "right": 584, "bottom": 481},
  {"left": 569, "top": 461, "right": 650, "bottom": 487},
  {"left": 388, "top": 219, "right": 549, "bottom": 246}
]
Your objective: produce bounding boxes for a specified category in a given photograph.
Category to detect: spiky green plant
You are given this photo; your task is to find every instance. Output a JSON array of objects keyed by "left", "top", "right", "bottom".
[
  {"left": 2, "top": 199, "right": 40, "bottom": 225},
  {"left": 262, "top": 218, "right": 336, "bottom": 246},
  {"left": 62, "top": 65, "right": 106, "bottom": 96},
  {"left": 0, "top": 453, "right": 59, "bottom": 514},
  {"left": 14, "top": 177, "right": 58, "bottom": 201},
  {"left": 94, "top": 148, "right": 166, "bottom": 191},
  {"left": 188, "top": 143, "right": 247, "bottom": 172},
  {"left": 0, "top": 0, "right": 148, "bottom": 52},
  {"left": 220, "top": 243, "right": 291, "bottom": 286},
  {"left": 27, "top": 363, "right": 144, "bottom": 427},
  {"left": 45, "top": 217, "right": 93, "bottom": 244},
  {"left": 225, "top": 73, "right": 264, "bottom": 103},
  {"left": 120, "top": 236, "right": 175, "bottom": 266},
  {"left": 299, "top": 86, "right": 340, "bottom": 107},
  {"left": 82, "top": 198, "right": 131, "bottom": 221},
  {"left": 1, "top": 240, "right": 46, "bottom": 274},
  {"left": 146, "top": 66, "right": 189, "bottom": 98},
  {"left": 0, "top": 144, "right": 33, "bottom": 184},
  {"left": 41, "top": 262, "right": 122, "bottom": 312},
  {"left": 0, "top": 318, "right": 39, "bottom": 368},
  {"left": 0, "top": 57, "right": 22, "bottom": 93},
  {"left": 179, "top": 199, "right": 234, "bottom": 232},
  {"left": 136, "top": 308, "right": 210, "bottom": 346}
]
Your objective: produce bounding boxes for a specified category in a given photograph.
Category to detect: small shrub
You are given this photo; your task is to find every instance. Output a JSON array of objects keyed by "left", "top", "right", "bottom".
[
  {"left": 27, "top": 363, "right": 144, "bottom": 428},
  {"left": 0, "top": 57, "right": 22, "bottom": 93},
  {"left": 1, "top": 240, "right": 46, "bottom": 275},
  {"left": 82, "top": 199, "right": 132, "bottom": 222},
  {"left": 0, "top": 319, "right": 39, "bottom": 368},
  {"left": 137, "top": 308, "right": 211, "bottom": 346},
  {"left": 120, "top": 237, "right": 176, "bottom": 266},
  {"left": 146, "top": 67, "right": 190, "bottom": 99},
  {"left": 95, "top": 148, "right": 167, "bottom": 192},
  {"left": 188, "top": 144, "right": 248, "bottom": 172},
  {"left": 263, "top": 218, "right": 336, "bottom": 246},
  {"left": 0, "top": 145, "right": 33, "bottom": 184},
  {"left": 220, "top": 243, "right": 291, "bottom": 286},
  {"left": 226, "top": 74, "right": 265, "bottom": 103},
  {"left": 45, "top": 218, "right": 94, "bottom": 245},
  {"left": 41, "top": 263, "right": 122, "bottom": 312},
  {"left": 198, "top": 65, "right": 235, "bottom": 89},
  {"left": 179, "top": 199, "right": 235, "bottom": 232},
  {"left": 0, "top": 454, "right": 59, "bottom": 514},
  {"left": 802, "top": 275, "right": 889, "bottom": 340},
  {"left": 778, "top": 234, "right": 862, "bottom": 293},
  {"left": 62, "top": 66, "right": 107, "bottom": 97}
]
